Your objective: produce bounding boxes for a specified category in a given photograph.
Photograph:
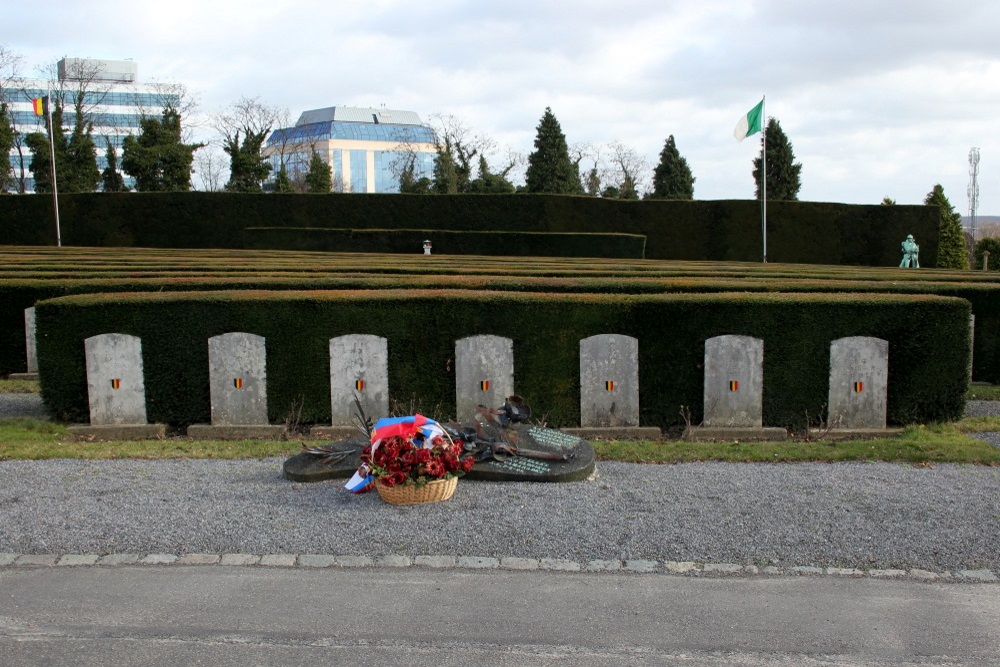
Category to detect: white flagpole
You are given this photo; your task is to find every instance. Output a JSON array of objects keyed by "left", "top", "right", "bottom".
[
  {"left": 761, "top": 95, "right": 766, "bottom": 264},
  {"left": 45, "top": 82, "right": 62, "bottom": 247}
]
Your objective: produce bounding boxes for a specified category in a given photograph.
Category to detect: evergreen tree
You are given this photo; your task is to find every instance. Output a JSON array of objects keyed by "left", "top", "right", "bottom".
[
  {"left": 524, "top": 107, "right": 583, "bottom": 194},
  {"left": 223, "top": 129, "right": 271, "bottom": 193},
  {"left": 122, "top": 107, "right": 200, "bottom": 192},
  {"left": 273, "top": 163, "right": 294, "bottom": 193},
  {"left": 63, "top": 102, "right": 100, "bottom": 193},
  {"left": 25, "top": 104, "right": 67, "bottom": 194},
  {"left": 0, "top": 102, "right": 14, "bottom": 191},
  {"left": 925, "top": 184, "right": 969, "bottom": 269},
  {"left": 650, "top": 135, "right": 695, "bottom": 199},
  {"left": 397, "top": 153, "right": 432, "bottom": 194},
  {"left": 584, "top": 166, "right": 601, "bottom": 197},
  {"left": 881, "top": 197, "right": 896, "bottom": 205},
  {"left": 467, "top": 155, "right": 515, "bottom": 194},
  {"left": 101, "top": 140, "right": 126, "bottom": 192},
  {"left": 432, "top": 138, "right": 460, "bottom": 193},
  {"left": 752, "top": 118, "right": 801, "bottom": 201},
  {"left": 304, "top": 150, "right": 332, "bottom": 193}
]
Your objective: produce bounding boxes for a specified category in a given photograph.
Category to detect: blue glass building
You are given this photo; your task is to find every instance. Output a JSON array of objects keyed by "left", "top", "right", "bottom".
[{"left": 263, "top": 106, "right": 437, "bottom": 193}]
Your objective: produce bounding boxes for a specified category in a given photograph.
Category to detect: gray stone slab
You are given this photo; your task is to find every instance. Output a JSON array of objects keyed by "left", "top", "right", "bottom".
[
  {"left": 209, "top": 332, "right": 269, "bottom": 426},
  {"left": 0, "top": 553, "right": 19, "bottom": 566},
  {"left": 585, "top": 559, "right": 622, "bottom": 572},
  {"left": 956, "top": 569, "right": 998, "bottom": 581},
  {"left": 414, "top": 555, "right": 455, "bottom": 568},
  {"left": 664, "top": 560, "right": 698, "bottom": 574},
  {"left": 57, "top": 554, "right": 100, "bottom": 566},
  {"left": 539, "top": 558, "right": 581, "bottom": 572},
  {"left": 298, "top": 554, "right": 337, "bottom": 568},
  {"left": 15, "top": 554, "right": 57, "bottom": 566},
  {"left": 828, "top": 337, "right": 888, "bottom": 429},
  {"left": 24, "top": 307, "right": 37, "bottom": 373},
  {"left": 334, "top": 555, "right": 373, "bottom": 568},
  {"left": 500, "top": 557, "right": 539, "bottom": 571},
  {"left": 140, "top": 553, "right": 178, "bottom": 565},
  {"left": 624, "top": 560, "right": 659, "bottom": 573},
  {"left": 176, "top": 554, "right": 220, "bottom": 565},
  {"left": 259, "top": 554, "right": 297, "bottom": 567},
  {"left": 220, "top": 554, "right": 261, "bottom": 566},
  {"left": 869, "top": 569, "right": 907, "bottom": 578},
  {"left": 67, "top": 424, "right": 166, "bottom": 440},
  {"left": 6, "top": 372, "right": 38, "bottom": 381},
  {"left": 457, "top": 556, "right": 499, "bottom": 569},
  {"left": 84, "top": 333, "right": 148, "bottom": 425},
  {"left": 329, "top": 334, "right": 388, "bottom": 426},
  {"left": 790, "top": 566, "right": 824, "bottom": 576},
  {"left": 703, "top": 563, "right": 743, "bottom": 574},
  {"left": 186, "top": 424, "right": 287, "bottom": 441},
  {"left": 377, "top": 555, "right": 412, "bottom": 568},
  {"left": 826, "top": 567, "right": 864, "bottom": 577},
  {"left": 580, "top": 334, "right": 639, "bottom": 427},
  {"left": 97, "top": 554, "right": 140, "bottom": 566},
  {"left": 703, "top": 335, "right": 763, "bottom": 428},
  {"left": 455, "top": 335, "right": 514, "bottom": 422}
]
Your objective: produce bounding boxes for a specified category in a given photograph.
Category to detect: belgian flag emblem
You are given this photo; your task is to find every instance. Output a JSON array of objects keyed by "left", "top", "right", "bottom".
[
  {"left": 480, "top": 380, "right": 490, "bottom": 392},
  {"left": 729, "top": 380, "right": 739, "bottom": 392},
  {"left": 233, "top": 378, "right": 243, "bottom": 389},
  {"left": 853, "top": 381, "right": 863, "bottom": 393},
  {"left": 110, "top": 378, "right": 121, "bottom": 390},
  {"left": 355, "top": 379, "right": 365, "bottom": 392},
  {"left": 605, "top": 380, "right": 616, "bottom": 392}
]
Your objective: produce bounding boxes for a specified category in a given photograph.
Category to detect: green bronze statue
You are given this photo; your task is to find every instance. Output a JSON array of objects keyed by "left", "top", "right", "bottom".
[{"left": 900, "top": 235, "right": 919, "bottom": 268}]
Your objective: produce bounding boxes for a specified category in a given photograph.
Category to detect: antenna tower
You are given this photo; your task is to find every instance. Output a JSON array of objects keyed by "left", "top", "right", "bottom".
[{"left": 968, "top": 147, "right": 980, "bottom": 243}]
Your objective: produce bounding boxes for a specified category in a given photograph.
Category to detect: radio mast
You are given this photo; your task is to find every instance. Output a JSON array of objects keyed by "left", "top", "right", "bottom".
[{"left": 968, "top": 147, "right": 980, "bottom": 243}]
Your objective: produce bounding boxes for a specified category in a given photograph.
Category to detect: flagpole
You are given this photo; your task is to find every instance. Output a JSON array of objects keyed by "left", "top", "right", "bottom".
[
  {"left": 761, "top": 95, "right": 766, "bottom": 264},
  {"left": 45, "top": 82, "right": 61, "bottom": 247}
]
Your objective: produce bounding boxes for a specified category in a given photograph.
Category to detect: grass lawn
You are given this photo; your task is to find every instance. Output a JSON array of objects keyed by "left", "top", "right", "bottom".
[{"left": 1, "top": 417, "right": 997, "bottom": 465}]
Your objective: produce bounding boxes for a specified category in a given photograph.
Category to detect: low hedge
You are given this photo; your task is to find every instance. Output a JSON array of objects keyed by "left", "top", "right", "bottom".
[
  {"left": 34, "top": 290, "right": 970, "bottom": 429},
  {"left": 244, "top": 228, "right": 648, "bottom": 258}
]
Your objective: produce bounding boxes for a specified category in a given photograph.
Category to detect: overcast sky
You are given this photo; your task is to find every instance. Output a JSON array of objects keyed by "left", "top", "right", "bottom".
[{"left": 7, "top": 0, "right": 1000, "bottom": 213}]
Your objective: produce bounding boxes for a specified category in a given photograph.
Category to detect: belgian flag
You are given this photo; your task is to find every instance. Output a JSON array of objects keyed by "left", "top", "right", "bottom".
[{"left": 32, "top": 96, "right": 48, "bottom": 116}]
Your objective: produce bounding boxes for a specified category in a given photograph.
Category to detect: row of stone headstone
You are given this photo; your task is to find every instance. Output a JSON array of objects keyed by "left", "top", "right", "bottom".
[{"left": 76, "top": 331, "right": 889, "bottom": 431}]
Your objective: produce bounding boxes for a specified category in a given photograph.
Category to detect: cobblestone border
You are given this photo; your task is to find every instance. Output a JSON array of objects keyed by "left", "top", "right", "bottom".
[{"left": 1, "top": 552, "right": 996, "bottom": 583}]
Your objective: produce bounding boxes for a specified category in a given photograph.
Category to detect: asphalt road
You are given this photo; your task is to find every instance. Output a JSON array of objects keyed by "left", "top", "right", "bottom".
[{"left": 2, "top": 566, "right": 998, "bottom": 666}]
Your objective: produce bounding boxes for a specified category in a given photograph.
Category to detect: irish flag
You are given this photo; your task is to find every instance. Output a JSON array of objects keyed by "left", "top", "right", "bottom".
[{"left": 733, "top": 99, "right": 764, "bottom": 142}]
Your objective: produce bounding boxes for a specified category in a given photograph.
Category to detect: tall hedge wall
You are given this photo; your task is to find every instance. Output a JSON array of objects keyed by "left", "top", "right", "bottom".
[
  {"left": 244, "top": 227, "right": 647, "bottom": 258},
  {"left": 34, "top": 290, "right": 970, "bottom": 429},
  {"left": 0, "top": 192, "right": 939, "bottom": 266}
]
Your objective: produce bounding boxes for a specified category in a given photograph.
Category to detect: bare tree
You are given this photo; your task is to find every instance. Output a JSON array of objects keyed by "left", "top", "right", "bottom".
[
  {"left": 602, "top": 140, "right": 649, "bottom": 199},
  {"left": 0, "top": 44, "right": 25, "bottom": 192},
  {"left": 192, "top": 142, "right": 226, "bottom": 192},
  {"left": 213, "top": 96, "right": 280, "bottom": 192}
]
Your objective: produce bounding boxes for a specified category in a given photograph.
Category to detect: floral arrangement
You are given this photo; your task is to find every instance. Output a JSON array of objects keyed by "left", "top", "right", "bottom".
[
  {"left": 363, "top": 433, "right": 474, "bottom": 488},
  {"left": 344, "top": 414, "right": 474, "bottom": 494}
]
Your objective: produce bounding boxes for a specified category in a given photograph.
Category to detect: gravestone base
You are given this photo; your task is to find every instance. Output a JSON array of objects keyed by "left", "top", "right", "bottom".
[
  {"left": 308, "top": 425, "right": 363, "bottom": 440},
  {"left": 810, "top": 427, "right": 905, "bottom": 441},
  {"left": 688, "top": 426, "right": 788, "bottom": 441},
  {"left": 68, "top": 423, "right": 166, "bottom": 440},
  {"left": 562, "top": 426, "right": 661, "bottom": 441},
  {"left": 186, "top": 424, "right": 287, "bottom": 440},
  {"left": 7, "top": 372, "right": 38, "bottom": 381}
]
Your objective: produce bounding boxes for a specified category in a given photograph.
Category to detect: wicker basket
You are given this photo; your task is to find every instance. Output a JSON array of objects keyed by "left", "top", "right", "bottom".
[{"left": 375, "top": 476, "right": 458, "bottom": 505}]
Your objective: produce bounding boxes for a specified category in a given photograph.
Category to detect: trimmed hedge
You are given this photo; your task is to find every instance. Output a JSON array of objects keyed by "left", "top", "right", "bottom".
[
  {"left": 244, "top": 228, "right": 648, "bottom": 258},
  {"left": 0, "top": 192, "right": 940, "bottom": 266},
  {"left": 35, "top": 290, "right": 970, "bottom": 429}
]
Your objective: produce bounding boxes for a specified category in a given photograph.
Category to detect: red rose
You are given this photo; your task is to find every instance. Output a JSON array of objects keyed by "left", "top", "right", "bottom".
[
  {"left": 460, "top": 456, "right": 475, "bottom": 473},
  {"left": 424, "top": 460, "right": 446, "bottom": 478}
]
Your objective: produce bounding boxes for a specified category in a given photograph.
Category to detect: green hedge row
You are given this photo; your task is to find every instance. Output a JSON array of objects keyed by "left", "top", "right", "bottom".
[
  {"left": 0, "top": 192, "right": 940, "bottom": 266},
  {"left": 34, "top": 290, "right": 970, "bottom": 429},
  {"left": 244, "top": 228, "right": 648, "bottom": 258}
]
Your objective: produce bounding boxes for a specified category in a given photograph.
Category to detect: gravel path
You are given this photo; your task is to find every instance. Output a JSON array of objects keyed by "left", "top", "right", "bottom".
[
  {"left": 1, "top": 394, "right": 998, "bottom": 572},
  {"left": 0, "top": 458, "right": 997, "bottom": 572}
]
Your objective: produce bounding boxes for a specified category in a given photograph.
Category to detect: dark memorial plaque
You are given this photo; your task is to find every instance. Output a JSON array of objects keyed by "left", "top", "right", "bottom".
[
  {"left": 282, "top": 437, "right": 366, "bottom": 483},
  {"left": 466, "top": 424, "right": 595, "bottom": 483},
  {"left": 282, "top": 425, "right": 594, "bottom": 484}
]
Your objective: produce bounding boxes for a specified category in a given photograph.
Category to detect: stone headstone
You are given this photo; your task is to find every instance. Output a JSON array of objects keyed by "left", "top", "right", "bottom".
[
  {"left": 455, "top": 335, "right": 514, "bottom": 422},
  {"left": 208, "top": 332, "right": 269, "bottom": 426},
  {"left": 24, "top": 307, "right": 37, "bottom": 374},
  {"left": 330, "top": 334, "right": 388, "bottom": 425},
  {"left": 828, "top": 336, "right": 888, "bottom": 429},
  {"left": 703, "top": 335, "right": 763, "bottom": 428},
  {"left": 579, "top": 334, "right": 639, "bottom": 427},
  {"left": 84, "top": 333, "right": 148, "bottom": 425}
]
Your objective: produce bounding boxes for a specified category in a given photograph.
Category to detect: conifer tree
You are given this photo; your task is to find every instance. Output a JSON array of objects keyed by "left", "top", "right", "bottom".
[
  {"left": 122, "top": 107, "right": 201, "bottom": 191},
  {"left": 273, "top": 163, "right": 294, "bottom": 193},
  {"left": 524, "top": 107, "right": 583, "bottom": 194},
  {"left": 101, "top": 141, "right": 126, "bottom": 192},
  {"left": 650, "top": 135, "right": 695, "bottom": 199},
  {"left": 752, "top": 118, "right": 801, "bottom": 201},
  {"left": 304, "top": 149, "right": 332, "bottom": 193},
  {"left": 0, "top": 102, "right": 14, "bottom": 191},
  {"left": 925, "top": 184, "right": 969, "bottom": 269}
]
